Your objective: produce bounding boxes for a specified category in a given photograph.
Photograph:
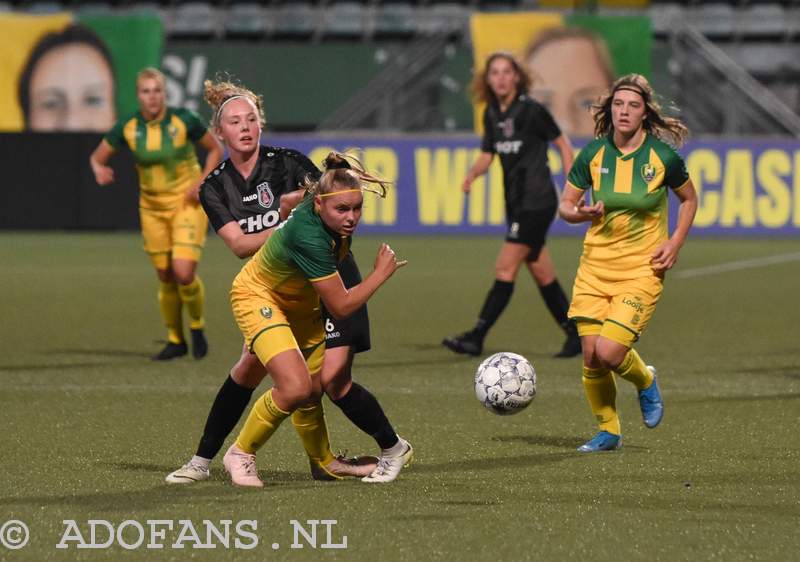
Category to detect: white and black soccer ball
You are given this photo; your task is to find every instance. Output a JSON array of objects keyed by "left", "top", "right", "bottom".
[{"left": 474, "top": 352, "right": 537, "bottom": 415}]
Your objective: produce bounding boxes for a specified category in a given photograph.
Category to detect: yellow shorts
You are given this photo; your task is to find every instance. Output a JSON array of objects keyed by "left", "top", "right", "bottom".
[
  {"left": 230, "top": 275, "right": 325, "bottom": 375},
  {"left": 568, "top": 266, "right": 663, "bottom": 347},
  {"left": 139, "top": 202, "right": 208, "bottom": 270}
]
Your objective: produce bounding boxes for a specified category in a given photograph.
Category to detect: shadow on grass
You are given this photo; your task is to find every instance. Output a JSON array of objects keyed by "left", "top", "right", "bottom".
[
  {"left": 106, "top": 462, "right": 309, "bottom": 484},
  {"left": 411, "top": 452, "right": 580, "bottom": 474},
  {"left": 492, "top": 434, "right": 585, "bottom": 449},
  {"left": 675, "top": 392, "right": 800, "bottom": 404},
  {"left": 47, "top": 348, "right": 153, "bottom": 359},
  {"left": 491, "top": 434, "right": 649, "bottom": 452},
  {"left": 0, "top": 362, "right": 111, "bottom": 372},
  {"left": 731, "top": 364, "right": 800, "bottom": 377}
]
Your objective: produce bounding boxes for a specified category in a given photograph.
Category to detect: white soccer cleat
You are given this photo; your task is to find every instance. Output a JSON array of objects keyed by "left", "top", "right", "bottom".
[
  {"left": 223, "top": 444, "right": 264, "bottom": 488},
  {"left": 165, "top": 461, "right": 210, "bottom": 485},
  {"left": 362, "top": 437, "right": 414, "bottom": 484}
]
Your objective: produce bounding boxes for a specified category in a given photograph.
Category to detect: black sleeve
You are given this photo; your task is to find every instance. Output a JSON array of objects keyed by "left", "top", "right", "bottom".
[
  {"left": 200, "top": 179, "right": 237, "bottom": 232},
  {"left": 480, "top": 107, "right": 495, "bottom": 153},
  {"left": 283, "top": 149, "right": 322, "bottom": 188},
  {"left": 531, "top": 102, "right": 561, "bottom": 142}
]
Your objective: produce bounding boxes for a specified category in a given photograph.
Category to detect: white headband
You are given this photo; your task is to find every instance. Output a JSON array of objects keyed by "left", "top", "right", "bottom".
[{"left": 216, "top": 95, "right": 249, "bottom": 123}]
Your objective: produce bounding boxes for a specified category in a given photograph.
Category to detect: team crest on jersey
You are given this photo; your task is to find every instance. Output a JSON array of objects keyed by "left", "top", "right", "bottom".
[
  {"left": 641, "top": 163, "right": 656, "bottom": 182},
  {"left": 260, "top": 306, "right": 272, "bottom": 319},
  {"left": 499, "top": 118, "right": 514, "bottom": 138},
  {"left": 256, "top": 182, "right": 274, "bottom": 209},
  {"left": 167, "top": 125, "right": 178, "bottom": 138}
]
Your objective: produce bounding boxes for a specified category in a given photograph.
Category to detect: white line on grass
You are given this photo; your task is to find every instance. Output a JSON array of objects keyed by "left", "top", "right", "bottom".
[{"left": 675, "top": 251, "right": 800, "bottom": 279}]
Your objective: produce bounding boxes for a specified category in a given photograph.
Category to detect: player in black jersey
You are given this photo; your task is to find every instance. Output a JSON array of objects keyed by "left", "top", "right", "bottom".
[
  {"left": 443, "top": 51, "right": 582, "bottom": 358},
  {"left": 166, "top": 79, "right": 411, "bottom": 485}
]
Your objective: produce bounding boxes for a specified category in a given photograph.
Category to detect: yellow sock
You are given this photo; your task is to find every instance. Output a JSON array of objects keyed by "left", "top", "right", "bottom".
[
  {"left": 177, "top": 276, "right": 205, "bottom": 330},
  {"left": 158, "top": 281, "right": 183, "bottom": 344},
  {"left": 615, "top": 348, "right": 654, "bottom": 390},
  {"left": 291, "top": 401, "right": 336, "bottom": 467},
  {"left": 235, "top": 389, "right": 290, "bottom": 454},
  {"left": 582, "top": 366, "right": 620, "bottom": 435}
]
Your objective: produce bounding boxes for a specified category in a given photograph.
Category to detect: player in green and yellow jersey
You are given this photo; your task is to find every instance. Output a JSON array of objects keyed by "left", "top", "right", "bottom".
[
  {"left": 89, "top": 68, "right": 223, "bottom": 361},
  {"left": 558, "top": 74, "right": 698, "bottom": 452},
  {"left": 221, "top": 152, "right": 407, "bottom": 487}
]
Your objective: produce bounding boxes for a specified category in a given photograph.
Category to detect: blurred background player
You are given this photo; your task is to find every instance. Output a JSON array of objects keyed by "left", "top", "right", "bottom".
[
  {"left": 89, "top": 67, "right": 223, "bottom": 360},
  {"left": 166, "top": 80, "right": 411, "bottom": 486},
  {"left": 443, "top": 51, "right": 581, "bottom": 359},
  {"left": 558, "top": 74, "right": 697, "bottom": 452},
  {"left": 222, "top": 152, "right": 407, "bottom": 487}
]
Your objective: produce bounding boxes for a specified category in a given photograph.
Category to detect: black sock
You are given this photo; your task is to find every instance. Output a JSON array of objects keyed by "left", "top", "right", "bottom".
[
  {"left": 195, "top": 375, "right": 254, "bottom": 459},
  {"left": 332, "top": 382, "right": 398, "bottom": 450},
  {"left": 474, "top": 280, "right": 514, "bottom": 337},
  {"left": 538, "top": 280, "right": 576, "bottom": 334}
]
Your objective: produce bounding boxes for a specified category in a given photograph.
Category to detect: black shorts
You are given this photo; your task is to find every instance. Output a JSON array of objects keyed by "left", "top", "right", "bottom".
[
  {"left": 505, "top": 206, "right": 557, "bottom": 262},
  {"left": 322, "top": 252, "right": 371, "bottom": 353}
]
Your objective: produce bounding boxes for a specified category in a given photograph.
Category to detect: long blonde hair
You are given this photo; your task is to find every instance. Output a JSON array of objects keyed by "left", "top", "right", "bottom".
[
  {"left": 308, "top": 152, "right": 389, "bottom": 199},
  {"left": 592, "top": 74, "right": 689, "bottom": 146},
  {"left": 203, "top": 77, "right": 265, "bottom": 128}
]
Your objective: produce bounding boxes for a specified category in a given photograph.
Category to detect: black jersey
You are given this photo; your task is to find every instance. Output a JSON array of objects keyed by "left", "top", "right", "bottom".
[
  {"left": 481, "top": 94, "right": 561, "bottom": 213},
  {"left": 200, "top": 145, "right": 320, "bottom": 234}
]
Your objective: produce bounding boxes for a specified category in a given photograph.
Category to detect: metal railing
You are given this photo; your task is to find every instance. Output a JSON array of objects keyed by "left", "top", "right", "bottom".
[
  {"left": 318, "top": 36, "right": 450, "bottom": 131},
  {"left": 669, "top": 26, "right": 800, "bottom": 136}
]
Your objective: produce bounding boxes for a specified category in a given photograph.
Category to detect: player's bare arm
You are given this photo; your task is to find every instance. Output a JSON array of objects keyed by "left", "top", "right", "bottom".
[
  {"left": 651, "top": 180, "right": 698, "bottom": 273},
  {"left": 89, "top": 139, "right": 116, "bottom": 186}
]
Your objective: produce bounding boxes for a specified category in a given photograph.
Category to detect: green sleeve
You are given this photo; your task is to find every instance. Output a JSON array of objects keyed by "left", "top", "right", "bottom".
[
  {"left": 103, "top": 117, "right": 127, "bottom": 148},
  {"left": 664, "top": 148, "right": 690, "bottom": 189},
  {"left": 177, "top": 108, "right": 208, "bottom": 142},
  {"left": 566, "top": 141, "right": 599, "bottom": 190}
]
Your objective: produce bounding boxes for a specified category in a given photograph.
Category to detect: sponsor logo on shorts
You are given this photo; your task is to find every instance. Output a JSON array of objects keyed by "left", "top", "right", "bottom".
[
  {"left": 622, "top": 297, "right": 644, "bottom": 313},
  {"left": 260, "top": 306, "right": 272, "bottom": 319},
  {"left": 641, "top": 163, "right": 656, "bottom": 182},
  {"left": 508, "top": 222, "right": 520, "bottom": 239}
]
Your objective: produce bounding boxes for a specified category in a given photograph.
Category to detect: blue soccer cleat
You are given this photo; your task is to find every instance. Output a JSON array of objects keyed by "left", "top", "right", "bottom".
[
  {"left": 638, "top": 366, "right": 663, "bottom": 428},
  {"left": 577, "top": 430, "right": 622, "bottom": 452}
]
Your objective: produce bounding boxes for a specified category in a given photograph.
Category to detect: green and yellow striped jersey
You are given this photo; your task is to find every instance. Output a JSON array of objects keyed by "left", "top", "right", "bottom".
[
  {"left": 240, "top": 195, "right": 350, "bottom": 303},
  {"left": 567, "top": 133, "right": 690, "bottom": 280},
  {"left": 105, "top": 107, "right": 207, "bottom": 210}
]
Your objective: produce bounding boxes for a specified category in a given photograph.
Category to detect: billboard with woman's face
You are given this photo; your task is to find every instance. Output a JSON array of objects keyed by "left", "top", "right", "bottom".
[
  {"left": 470, "top": 13, "right": 651, "bottom": 139},
  {"left": 0, "top": 13, "right": 162, "bottom": 132}
]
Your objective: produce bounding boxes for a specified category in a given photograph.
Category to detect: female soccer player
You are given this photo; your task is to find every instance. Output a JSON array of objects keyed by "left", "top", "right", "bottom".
[
  {"left": 222, "top": 152, "right": 407, "bottom": 487},
  {"left": 558, "top": 74, "right": 698, "bottom": 452},
  {"left": 166, "top": 80, "right": 411, "bottom": 486},
  {"left": 89, "top": 67, "right": 223, "bottom": 360},
  {"left": 443, "top": 51, "right": 581, "bottom": 358}
]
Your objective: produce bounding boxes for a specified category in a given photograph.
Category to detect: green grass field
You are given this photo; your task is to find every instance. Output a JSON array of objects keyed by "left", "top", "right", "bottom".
[{"left": 1, "top": 232, "right": 799, "bottom": 561}]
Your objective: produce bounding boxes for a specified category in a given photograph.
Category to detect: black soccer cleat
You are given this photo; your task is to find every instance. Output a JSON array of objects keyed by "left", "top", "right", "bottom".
[
  {"left": 190, "top": 328, "right": 208, "bottom": 359},
  {"left": 442, "top": 330, "right": 483, "bottom": 356},
  {"left": 554, "top": 333, "right": 582, "bottom": 358},
  {"left": 152, "top": 341, "right": 188, "bottom": 361}
]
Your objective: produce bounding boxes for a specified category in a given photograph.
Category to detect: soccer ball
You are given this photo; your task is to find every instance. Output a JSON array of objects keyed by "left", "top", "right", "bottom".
[{"left": 474, "top": 352, "right": 537, "bottom": 415}]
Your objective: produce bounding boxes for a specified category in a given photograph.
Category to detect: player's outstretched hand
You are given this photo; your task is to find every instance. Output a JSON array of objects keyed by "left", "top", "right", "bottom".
[{"left": 374, "top": 243, "right": 407, "bottom": 279}]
